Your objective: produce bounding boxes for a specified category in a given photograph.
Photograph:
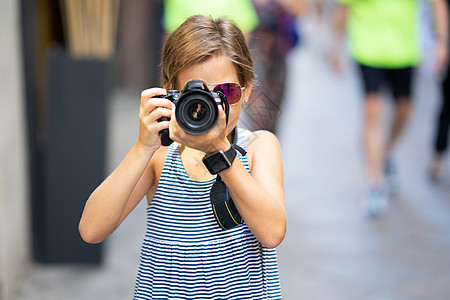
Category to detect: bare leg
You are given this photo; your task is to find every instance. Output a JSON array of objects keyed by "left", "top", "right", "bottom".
[
  {"left": 430, "top": 152, "right": 444, "bottom": 180},
  {"left": 385, "top": 97, "right": 411, "bottom": 153},
  {"left": 363, "top": 93, "right": 384, "bottom": 183}
]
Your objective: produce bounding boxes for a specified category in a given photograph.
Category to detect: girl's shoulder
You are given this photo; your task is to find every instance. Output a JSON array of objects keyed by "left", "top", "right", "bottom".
[
  {"left": 245, "top": 129, "right": 280, "bottom": 150},
  {"left": 245, "top": 129, "right": 282, "bottom": 171}
]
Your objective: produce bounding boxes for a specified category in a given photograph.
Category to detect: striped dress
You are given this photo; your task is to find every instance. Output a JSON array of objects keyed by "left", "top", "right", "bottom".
[{"left": 133, "top": 128, "right": 282, "bottom": 300}]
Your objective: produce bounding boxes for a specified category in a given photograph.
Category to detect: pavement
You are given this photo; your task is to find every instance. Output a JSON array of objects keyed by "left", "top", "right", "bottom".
[{"left": 13, "top": 19, "right": 450, "bottom": 300}]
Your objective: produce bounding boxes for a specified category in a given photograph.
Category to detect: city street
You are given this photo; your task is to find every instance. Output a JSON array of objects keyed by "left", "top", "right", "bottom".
[
  {"left": 15, "top": 20, "right": 450, "bottom": 300},
  {"left": 276, "top": 28, "right": 450, "bottom": 299}
]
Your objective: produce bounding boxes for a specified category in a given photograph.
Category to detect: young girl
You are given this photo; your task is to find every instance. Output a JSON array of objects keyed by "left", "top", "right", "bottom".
[{"left": 79, "top": 15, "right": 286, "bottom": 299}]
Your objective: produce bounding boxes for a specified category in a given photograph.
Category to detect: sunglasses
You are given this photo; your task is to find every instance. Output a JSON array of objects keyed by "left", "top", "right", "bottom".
[{"left": 207, "top": 82, "right": 246, "bottom": 106}]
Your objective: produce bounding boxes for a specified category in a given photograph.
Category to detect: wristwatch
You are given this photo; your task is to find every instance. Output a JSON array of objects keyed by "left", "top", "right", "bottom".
[{"left": 202, "top": 144, "right": 237, "bottom": 175}]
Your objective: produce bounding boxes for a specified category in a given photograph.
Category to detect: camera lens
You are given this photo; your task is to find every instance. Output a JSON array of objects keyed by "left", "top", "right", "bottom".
[
  {"left": 176, "top": 92, "right": 218, "bottom": 135},
  {"left": 188, "top": 103, "right": 207, "bottom": 121}
]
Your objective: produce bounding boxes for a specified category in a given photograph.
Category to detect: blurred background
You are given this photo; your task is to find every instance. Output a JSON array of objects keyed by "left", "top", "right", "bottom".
[{"left": 1, "top": 0, "right": 450, "bottom": 299}]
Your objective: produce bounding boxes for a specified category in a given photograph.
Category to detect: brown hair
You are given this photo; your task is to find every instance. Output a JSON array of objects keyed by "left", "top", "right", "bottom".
[{"left": 161, "top": 15, "right": 255, "bottom": 89}]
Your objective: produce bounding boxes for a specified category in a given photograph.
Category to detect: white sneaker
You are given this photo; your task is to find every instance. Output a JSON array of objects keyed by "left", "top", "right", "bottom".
[
  {"left": 362, "top": 186, "right": 389, "bottom": 218},
  {"left": 384, "top": 157, "right": 399, "bottom": 197}
]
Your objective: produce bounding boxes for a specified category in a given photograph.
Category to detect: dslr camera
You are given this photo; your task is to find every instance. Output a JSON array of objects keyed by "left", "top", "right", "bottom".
[{"left": 155, "top": 79, "right": 230, "bottom": 146}]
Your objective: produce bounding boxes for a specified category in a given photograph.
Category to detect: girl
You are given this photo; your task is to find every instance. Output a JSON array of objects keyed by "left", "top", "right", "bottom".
[{"left": 79, "top": 15, "right": 286, "bottom": 299}]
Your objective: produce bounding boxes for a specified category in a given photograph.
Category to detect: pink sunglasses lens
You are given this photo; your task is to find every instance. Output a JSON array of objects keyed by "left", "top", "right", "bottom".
[{"left": 213, "top": 83, "right": 242, "bottom": 104}]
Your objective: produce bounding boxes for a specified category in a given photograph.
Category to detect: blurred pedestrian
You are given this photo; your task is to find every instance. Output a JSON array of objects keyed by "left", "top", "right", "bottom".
[
  {"left": 431, "top": 0, "right": 450, "bottom": 181},
  {"left": 245, "top": 0, "right": 306, "bottom": 133},
  {"left": 163, "top": 0, "right": 259, "bottom": 34},
  {"left": 331, "top": 0, "right": 449, "bottom": 217},
  {"left": 79, "top": 15, "right": 286, "bottom": 299}
]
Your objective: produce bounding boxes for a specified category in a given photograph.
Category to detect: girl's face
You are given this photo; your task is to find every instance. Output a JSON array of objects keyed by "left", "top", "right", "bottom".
[{"left": 175, "top": 55, "right": 252, "bottom": 137}]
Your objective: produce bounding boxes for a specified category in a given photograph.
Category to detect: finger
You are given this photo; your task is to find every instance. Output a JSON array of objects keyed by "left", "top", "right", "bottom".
[
  {"left": 146, "top": 107, "right": 173, "bottom": 123},
  {"left": 217, "top": 105, "right": 227, "bottom": 129},
  {"left": 140, "top": 98, "right": 173, "bottom": 117},
  {"left": 140, "top": 88, "right": 167, "bottom": 109},
  {"left": 154, "top": 120, "right": 170, "bottom": 132},
  {"left": 140, "top": 87, "right": 166, "bottom": 101},
  {"left": 218, "top": 104, "right": 226, "bottom": 118}
]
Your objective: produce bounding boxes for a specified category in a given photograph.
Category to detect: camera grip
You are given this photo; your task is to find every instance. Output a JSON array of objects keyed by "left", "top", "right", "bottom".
[
  {"left": 157, "top": 116, "right": 173, "bottom": 146},
  {"left": 154, "top": 93, "right": 174, "bottom": 146}
]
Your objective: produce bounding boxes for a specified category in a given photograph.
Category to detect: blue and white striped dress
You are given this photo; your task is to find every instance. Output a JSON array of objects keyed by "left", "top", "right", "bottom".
[{"left": 133, "top": 128, "right": 282, "bottom": 299}]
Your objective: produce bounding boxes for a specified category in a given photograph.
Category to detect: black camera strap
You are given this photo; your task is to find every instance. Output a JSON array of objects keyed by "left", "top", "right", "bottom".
[
  {"left": 209, "top": 128, "right": 247, "bottom": 230},
  {"left": 215, "top": 90, "right": 230, "bottom": 126}
]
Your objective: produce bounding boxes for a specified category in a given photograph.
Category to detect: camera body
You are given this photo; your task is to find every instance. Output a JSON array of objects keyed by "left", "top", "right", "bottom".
[{"left": 155, "top": 79, "right": 229, "bottom": 146}]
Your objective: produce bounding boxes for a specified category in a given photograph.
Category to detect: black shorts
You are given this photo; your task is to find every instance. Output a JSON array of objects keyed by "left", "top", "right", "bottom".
[{"left": 357, "top": 63, "right": 415, "bottom": 100}]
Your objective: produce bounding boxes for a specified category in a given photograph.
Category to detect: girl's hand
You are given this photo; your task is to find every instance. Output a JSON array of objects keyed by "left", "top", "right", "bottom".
[
  {"left": 137, "top": 88, "right": 174, "bottom": 153},
  {"left": 169, "top": 103, "right": 230, "bottom": 154}
]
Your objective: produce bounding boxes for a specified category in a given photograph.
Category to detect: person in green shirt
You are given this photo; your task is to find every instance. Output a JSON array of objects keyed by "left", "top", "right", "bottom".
[
  {"left": 331, "top": 0, "right": 449, "bottom": 217},
  {"left": 163, "top": 0, "right": 259, "bottom": 34}
]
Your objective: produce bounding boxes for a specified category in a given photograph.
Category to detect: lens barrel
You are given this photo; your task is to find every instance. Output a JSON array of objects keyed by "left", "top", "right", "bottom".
[{"left": 176, "top": 90, "right": 219, "bottom": 135}]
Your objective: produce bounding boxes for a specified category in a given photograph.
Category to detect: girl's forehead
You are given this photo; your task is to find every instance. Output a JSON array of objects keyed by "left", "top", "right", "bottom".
[{"left": 176, "top": 56, "right": 239, "bottom": 89}]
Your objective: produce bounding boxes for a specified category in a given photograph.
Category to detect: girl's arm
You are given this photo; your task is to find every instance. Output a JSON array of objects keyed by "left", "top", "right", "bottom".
[
  {"left": 168, "top": 106, "right": 286, "bottom": 248},
  {"left": 219, "top": 130, "right": 286, "bottom": 249},
  {"left": 78, "top": 88, "right": 172, "bottom": 244}
]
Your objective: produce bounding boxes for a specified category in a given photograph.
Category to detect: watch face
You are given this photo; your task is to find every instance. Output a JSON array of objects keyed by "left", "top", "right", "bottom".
[{"left": 203, "top": 153, "right": 230, "bottom": 174}]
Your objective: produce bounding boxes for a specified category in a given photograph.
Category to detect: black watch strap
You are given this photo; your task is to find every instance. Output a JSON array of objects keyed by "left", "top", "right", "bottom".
[
  {"left": 202, "top": 144, "right": 237, "bottom": 175},
  {"left": 221, "top": 144, "right": 237, "bottom": 166}
]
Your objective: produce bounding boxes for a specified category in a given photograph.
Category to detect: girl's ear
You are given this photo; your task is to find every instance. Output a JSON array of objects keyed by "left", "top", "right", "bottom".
[{"left": 243, "top": 80, "right": 253, "bottom": 100}]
